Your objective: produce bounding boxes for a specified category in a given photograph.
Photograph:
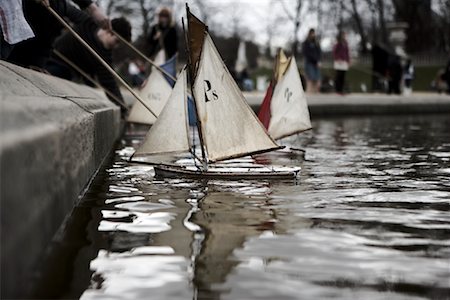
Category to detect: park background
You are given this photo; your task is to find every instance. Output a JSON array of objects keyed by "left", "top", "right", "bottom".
[{"left": 98, "top": 0, "right": 449, "bottom": 92}]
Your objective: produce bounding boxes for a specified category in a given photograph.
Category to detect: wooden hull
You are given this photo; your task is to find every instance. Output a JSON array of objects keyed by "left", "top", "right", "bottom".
[{"left": 154, "top": 164, "right": 300, "bottom": 180}]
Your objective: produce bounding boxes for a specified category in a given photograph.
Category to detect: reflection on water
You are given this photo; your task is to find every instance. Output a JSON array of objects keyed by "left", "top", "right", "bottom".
[{"left": 32, "top": 115, "right": 450, "bottom": 299}]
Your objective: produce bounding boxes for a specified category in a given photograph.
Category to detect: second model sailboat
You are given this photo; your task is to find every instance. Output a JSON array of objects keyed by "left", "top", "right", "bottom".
[{"left": 258, "top": 49, "right": 312, "bottom": 140}]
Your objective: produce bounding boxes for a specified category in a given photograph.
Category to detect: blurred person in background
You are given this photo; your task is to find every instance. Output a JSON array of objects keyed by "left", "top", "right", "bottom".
[
  {"left": 387, "top": 52, "right": 402, "bottom": 95},
  {"left": 128, "top": 58, "right": 145, "bottom": 87},
  {"left": 403, "top": 58, "right": 414, "bottom": 96},
  {"left": 147, "top": 7, "right": 177, "bottom": 64},
  {"left": 302, "top": 28, "right": 321, "bottom": 93},
  {"left": 442, "top": 56, "right": 450, "bottom": 94},
  {"left": 332, "top": 31, "right": 350, "bottom": 95},
  {"left": 7, "top": 0, "right": 110, "bottom": 70}
]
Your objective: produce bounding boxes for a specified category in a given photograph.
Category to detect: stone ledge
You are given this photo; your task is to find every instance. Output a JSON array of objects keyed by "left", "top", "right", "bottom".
[
  {"left": 0, "top": 61, "right": 121, "bottom": 298},
  {"left": 243, "top": 92, "right": 450, "bottom": 116}
]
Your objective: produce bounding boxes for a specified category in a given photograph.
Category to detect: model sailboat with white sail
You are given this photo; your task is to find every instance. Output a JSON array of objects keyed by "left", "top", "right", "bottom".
[
  {"left": 127, "top": 56, "right": 176, "bottom": 125},
  {"left": 131, "top": 7, "right": 301, "bottom": 179},
  {"left": 258, "top": 49, "right": 312, "bottom": 140}
]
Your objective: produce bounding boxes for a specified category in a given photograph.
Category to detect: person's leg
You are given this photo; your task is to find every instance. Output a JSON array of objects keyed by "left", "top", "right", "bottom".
[
  {"left": 306, "top": 80, "right": 311, "bottom": 93},
  {"left": 341, "top": 71, "right": 347, "bottom": 93},
  {"left": 313, "top": 81, "right": 320, "bottom": 93},
  {"left": 387, "top": 79, "right": 393, "bottom": 94},
  {"left": 335, "top": 70, "right": 343, "bottom": 93},
  {"left": 394, "top": 78, "right": 401, "bottom": 94},
  {"left": 315, "top": 66, "right": 321, "bottom": 93}
]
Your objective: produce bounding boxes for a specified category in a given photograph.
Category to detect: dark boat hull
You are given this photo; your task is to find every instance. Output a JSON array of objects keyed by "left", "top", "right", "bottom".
[{"left": 154, "top": 164, "right": 300, "bottom": 180}]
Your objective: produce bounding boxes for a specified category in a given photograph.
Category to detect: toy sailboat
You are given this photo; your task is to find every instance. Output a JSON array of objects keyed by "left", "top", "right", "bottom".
[
  {"left": 258, "top": 49, "right": 312, "bottom": 140},
  {"left": 127, "top": 56, "right": 176, "bottom": 125},
  {"left": 131, "top": 7, "right": 301, "bottom": 179}
]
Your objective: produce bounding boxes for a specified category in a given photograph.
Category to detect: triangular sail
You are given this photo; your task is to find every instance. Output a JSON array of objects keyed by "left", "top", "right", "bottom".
[
  {"left": 274, "top": 49, "right": 290, "bottom": 82},
  {"left": 192, "top": 34, "right": 280, "bottom": 162},
  {"left": 161, "top": 54, "right": 177, "bottom": 86},
  {"left": 258, "top": 49, "right": 290, "bottom": 130},
  {"left": 268, "top": 57, "right": 312, "bottom": 139},
  {"left": 133, "top": 68, "right": 190, "bottom": 157},
  {"left": 187, "top": 9, "right": 206, "bottom": 80},
  {"left": 127, "top": 68, "right": 172, "bottom": 124},
  {"left": 257, "top": 80, "right": 274, "bottom": 129}
]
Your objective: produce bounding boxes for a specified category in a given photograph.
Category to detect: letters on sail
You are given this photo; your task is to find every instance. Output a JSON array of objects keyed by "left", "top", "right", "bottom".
[
  {"left": 191, "top": 34, "right": 280, "bottom": 162},
  {"left": 127, "top": 68, "right": 172, "bottom": 125},
  {"left": 268, "top": 56, "right": 312, "bottom": 139},
  {"left": 133, "top": 68, "right": 190, "bottom": 157}
]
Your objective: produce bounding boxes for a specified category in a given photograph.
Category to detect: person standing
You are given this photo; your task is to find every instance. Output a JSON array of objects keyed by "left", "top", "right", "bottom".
[
  {"left": 333, "top": 31, "right": 350, "bottom": 94},
  {"left": 147, "top": 7, "right": 177, "bottom": 64},
  {"left": 302, "top": 28, "right": 321, "bottom": 93},
  {"left": 441, "top": 56, "right": 450, "bottom": 94},
  {"left": 387, "top": 53, "right": 402, "bottom": 95}
]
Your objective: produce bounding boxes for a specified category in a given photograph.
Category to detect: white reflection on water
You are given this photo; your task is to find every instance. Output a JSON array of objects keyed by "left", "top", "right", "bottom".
[
  {"left": 81, "top": 249, "right": 191, "bottom": 300},
  {"left": 73, "top": 116, "right": 450, "bottom": 300},
  {"left": 226, "top": 229, "right": 449, "bottom": 300},
  {"left": 98, "top": 211, "right": 175, "bottom": 233}
]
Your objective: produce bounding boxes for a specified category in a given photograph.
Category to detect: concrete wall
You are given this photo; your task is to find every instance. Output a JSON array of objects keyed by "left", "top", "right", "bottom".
[
  {"left": 243, "top": 92, "right": 450, "bottom": 116},
  {"left": 0, "top": 61, "right": 121, "bottom": 298}
]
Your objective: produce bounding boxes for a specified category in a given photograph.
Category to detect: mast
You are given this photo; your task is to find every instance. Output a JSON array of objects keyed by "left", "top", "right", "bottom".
[{"left": 183, "top": 6, "right": 208, "bottom": 170}]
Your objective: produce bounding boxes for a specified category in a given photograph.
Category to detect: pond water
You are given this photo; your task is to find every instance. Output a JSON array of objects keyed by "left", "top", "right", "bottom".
[{"left": 31, "top": 115, "right": 450, "bottom": 300}]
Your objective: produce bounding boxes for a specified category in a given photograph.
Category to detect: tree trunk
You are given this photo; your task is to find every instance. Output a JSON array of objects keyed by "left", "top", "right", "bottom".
[
  {"left": 292, "top": 0, "right": 302, "bottom": 58},
  {"left": 376, "top": 0, "right": 388, "bottom": 43},
  {"left": 350, "top": 0, "right": 368, "bottom": 53},
  {"left": 138, "top": 0, "right": 150, "bottom": 38},
  {"left": 106, "top": 0, "right": 115, "bottom": 16}
]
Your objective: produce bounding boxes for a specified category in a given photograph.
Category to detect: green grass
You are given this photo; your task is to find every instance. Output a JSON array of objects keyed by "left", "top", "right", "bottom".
[{"left": 251, "top": 65, "right": 442, "bottom": 92}]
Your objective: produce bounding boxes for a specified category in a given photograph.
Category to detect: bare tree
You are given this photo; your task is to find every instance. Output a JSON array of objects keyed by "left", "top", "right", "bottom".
[
  {"left": 264, "top": 0, "right": 280, "bottom": 57},
  {"left": 137, "top": 0, "right": 157, "bottom": 37},
  {"left": 192, "top": 0, "right": 211, "bottom": 23},
  {"left": 347, "top": 0, "right": 369, "bottom": 53},
  {"left": 279, "top": 0, "right": 303, "bottom": 58}
]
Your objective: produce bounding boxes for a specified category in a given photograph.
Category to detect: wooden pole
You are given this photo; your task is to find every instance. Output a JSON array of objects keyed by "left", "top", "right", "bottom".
[
  {"left": 53, "top": 50, "right": 128, "bottom": 110},
  {"left": 111, "top": 29, "right": 177, "bottom": 82},
  {"left": 45, "top": 5, "right": 157, "bottom": 118}
]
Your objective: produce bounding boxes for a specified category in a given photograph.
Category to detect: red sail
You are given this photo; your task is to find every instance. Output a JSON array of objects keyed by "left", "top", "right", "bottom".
[{"left": 257, "top": 81, "right": 274, "bottom": 129}]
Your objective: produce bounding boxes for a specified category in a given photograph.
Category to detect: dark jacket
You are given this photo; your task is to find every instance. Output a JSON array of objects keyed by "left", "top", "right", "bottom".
[
  {"left": 302, "top": 39, "right": 321, "bottom": 65},
  {"left": 147, "top": 25, "right": 177, "bottom": 59},
  {"left": 7, "top": 0, "right": 91, "bottom": 68},
  {"left": 49, "top": 14, "right": 123, "bottom": 102}
]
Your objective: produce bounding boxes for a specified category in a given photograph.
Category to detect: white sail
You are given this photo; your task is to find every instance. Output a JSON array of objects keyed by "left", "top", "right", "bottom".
[
  {"left": 235, "top": 41, "right": 247, "bottom": 73},
  {"left": 268, "top": 57, "right": 312, "bottom": 139},
  {"left": 193, "top": 34, "right": 279, "bottom": 162},
  {"left": 127, "top": 68, "right": 172, "bottom": 124},
  {"left": 133, "top": 68, "right": 190, "bottom": 156}
]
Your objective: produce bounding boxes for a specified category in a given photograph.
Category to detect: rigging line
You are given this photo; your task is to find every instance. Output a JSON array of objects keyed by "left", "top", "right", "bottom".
[
  {"left": 44, "top": 5, "right": 157, "bottom": 118},
  {"left": 53, "top": 50, "right": 128, "bottom": 110}
]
